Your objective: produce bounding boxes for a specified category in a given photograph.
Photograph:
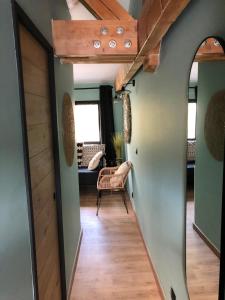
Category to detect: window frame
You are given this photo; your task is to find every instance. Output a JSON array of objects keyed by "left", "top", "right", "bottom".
[
  {"left": 75, "top": 101, "right": 101, "bottom": 144},
  {"left": 188, "top": 86, "right": 198, "bottom": 141}
]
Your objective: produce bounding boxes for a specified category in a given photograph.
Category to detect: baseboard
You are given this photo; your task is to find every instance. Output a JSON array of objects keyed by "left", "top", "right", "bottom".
[
  {"left": 67, "top": 229, "right": 83, "bottom": 300},
  {"left": 129, "top": 199, "right": 165, "bottom": 300},
  {"left": 192, "top": 223, "right": 220, "bottom": 258}
]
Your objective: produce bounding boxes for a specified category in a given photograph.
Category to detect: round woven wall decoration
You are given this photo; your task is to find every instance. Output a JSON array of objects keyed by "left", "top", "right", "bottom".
[
  {"left": 62, "top": 93, "right": 75, "bottom": 166},
  {"left": 123, "top": 92, "right": 132, "bottom": 144},
  {"left": 204, "top": 90, "right": 225, "bottom": 161}
]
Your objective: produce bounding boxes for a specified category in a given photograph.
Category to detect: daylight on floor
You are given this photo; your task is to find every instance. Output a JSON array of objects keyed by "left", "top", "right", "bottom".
[{"left": 1, "top": 0, "right": 225, "bottom": 299}]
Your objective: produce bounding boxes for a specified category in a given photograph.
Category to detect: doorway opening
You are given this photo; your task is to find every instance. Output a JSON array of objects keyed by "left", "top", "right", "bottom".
[{"left": 186, "top": 37, "right": 225, "bottom": 300}]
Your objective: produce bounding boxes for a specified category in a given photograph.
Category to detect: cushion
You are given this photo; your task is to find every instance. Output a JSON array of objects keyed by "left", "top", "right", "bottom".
[
  {"left": 115, "top": 161, "right": 131, "bottom": 175},
  {"left": 109, "top": 161, "right": 131, "bottom": 188},
  {"left": 81, "top": 144, "right": 105, "bottom": 167},
  {"left": 88, "top": 151, "right": 103, "bottom": 170},
  {"left": 77, "top": 143, "right": 83, "bottom": 166},
  {"left": 187, "top": 140, "right": 196, "bottom": 161}
]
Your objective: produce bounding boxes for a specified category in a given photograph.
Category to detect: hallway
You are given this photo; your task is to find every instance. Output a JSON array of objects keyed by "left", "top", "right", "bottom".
[{"left": 70, "top": 188, "right": 161, "bottom": 300}]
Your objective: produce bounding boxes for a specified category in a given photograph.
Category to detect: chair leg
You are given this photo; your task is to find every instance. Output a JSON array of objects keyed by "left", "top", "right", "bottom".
[
  {"left": 96, "top": 190, "right": 99, "bottom": 206},
  {"left": 96, "top": 191, "right": 102, "bottom": 216},
  {"left": 122, "top": 190, "right": 128, "bottom": 214}
]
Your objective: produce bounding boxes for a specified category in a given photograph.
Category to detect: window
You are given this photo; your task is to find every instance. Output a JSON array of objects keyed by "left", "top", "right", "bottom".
[
  {"left": 188, "top": 103, "right": 197, "bottom": 140},
  {"left": 188, "top": 87, "right": 197, "bottom": 140},
  {"left": 75, "top": 102, "right": 100, "bottom": 143}
]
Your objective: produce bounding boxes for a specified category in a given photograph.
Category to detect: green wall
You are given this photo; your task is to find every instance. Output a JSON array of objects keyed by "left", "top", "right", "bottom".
[
  {"left": 73, "top": 84, "right": 99, "bottom": 102},
  {"left": 54, "top": 60, "right": 81, "bottom": 289},
  {"left": 125, "top": 1, "right": 225, "bottom": 299},
  {"left": 194, "top": 62, "right": 225, "bottom": 251},
  {"left": 52, "top": 3, "right": 81, "bottom": 290},
  {"left": 0, "top": 1, "right": 80, "bottom": 299}
]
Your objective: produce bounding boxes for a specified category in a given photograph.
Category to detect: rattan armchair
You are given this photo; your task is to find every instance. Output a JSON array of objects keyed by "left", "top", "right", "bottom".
[{"left": 96, "top": 161, "right": 132, "bottom": 216}]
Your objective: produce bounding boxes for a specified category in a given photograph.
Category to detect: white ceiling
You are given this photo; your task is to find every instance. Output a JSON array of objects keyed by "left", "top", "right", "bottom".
[
  {"left": 67, "top": 0, "right": 131, "bottom": 85},
  {"left": 73, "top": 64, "right": 124, "bottom": 85}
]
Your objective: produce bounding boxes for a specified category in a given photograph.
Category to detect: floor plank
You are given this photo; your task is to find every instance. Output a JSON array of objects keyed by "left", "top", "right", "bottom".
[
  {"left": 186, "top": 191, "right": 220, "bottom": 300},
  {"left": 70, "top": 188, "right": 162, "bottom": 300}
]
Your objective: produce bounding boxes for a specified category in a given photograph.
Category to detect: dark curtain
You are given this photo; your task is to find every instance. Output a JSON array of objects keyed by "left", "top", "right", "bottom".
[{"left": 100, "top": 85, "right": 116, "bottom": 166}]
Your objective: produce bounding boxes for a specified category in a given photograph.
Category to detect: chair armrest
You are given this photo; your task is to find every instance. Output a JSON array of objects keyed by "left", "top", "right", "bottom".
[
  {"left": 97, "top": 173, "right": 124, "bottom": 189},
  {"left": 98, "top": 166, "right": 119, "bottom": 177}
]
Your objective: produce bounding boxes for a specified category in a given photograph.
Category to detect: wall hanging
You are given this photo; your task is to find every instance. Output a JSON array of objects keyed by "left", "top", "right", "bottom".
[
  {"left": 62, "top": 93, "right": 75, "bottom": 166},
  {"left": 123, "top": 90, "right": 132, "bottom": 144},
  {"left": 204, "top": 90, "right": 225, "bottom": 161}
]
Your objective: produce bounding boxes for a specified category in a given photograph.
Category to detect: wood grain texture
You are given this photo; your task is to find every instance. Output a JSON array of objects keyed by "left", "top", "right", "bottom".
[
  {"left": 29, "top": 148, "right": 54, "bottom": 190},
  {"left": 195, "top": 54, "right": 225, "bottom": 62},
  {"left": 19, "top": 24, "right": 47, "bottom": 72},
  {"left": 143, "top": 42, "right": 161, "bottom": 72},
  {"left": 67, "top": 231, "right": 83, "bottom": 300},
  {"left": 186, "top": 199, "right": 219, "bottom": 300},
  {"left": 52, "top": 20, "right": 137, "bottom": 58},
  {"left": 70, "top": 187, "right": 162, "bottom": 300},
  {"left": 99, "top": 0, "right": 134, "bottom": 21},
  {"left": 195, "top": 37, "right": 225, "bottom": 62},
  {"left": 27, "top": 123, "right": 52, "bottom": 158},
  {"left": 115, "top": 0, "right": 191, "bottom": 91},
  {"left": 24, "top": 93, "right": 51, "bottom": 126},
  {"left": 80, "top": 0, "right": 118, "bottom": 20},
  {"left": 79, "top": 0, "right": 133, "bottom": 20},
  {"left": 20, "top": 25, "right": 61, "bottom": 300},
  {"left": 22, "top": 57, "right": 49, "bottom": 98},
  {"left": 60, "top": 55, "right": 135, "bottom": 64}
]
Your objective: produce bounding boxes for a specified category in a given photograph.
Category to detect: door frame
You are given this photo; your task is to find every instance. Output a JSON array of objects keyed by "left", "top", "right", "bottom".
[
  {"left": 11, "top": 2, "right": 67, "bottom": 299},
  {"left": 185, "top": 36, "right": 225, "bottom": 300}
]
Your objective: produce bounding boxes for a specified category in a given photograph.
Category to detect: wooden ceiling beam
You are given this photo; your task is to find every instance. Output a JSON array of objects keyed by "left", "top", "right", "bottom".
[
  {"left": 60, "top": 55, "right": 136, "bottom": 64},
  {"left": 115, "top": 0, "right": 191, "bottom": 91},
  {"left": 143, "top": 42, "right": 161, "bottom": 72},
  {"left": 52, "top": 20, "right": 137, "bottom": 58},
  {"left": 195, "top": 37, "right": 225, "bottom": 62},
  {"left": 79, "top": 0, "right": 117, "bottom": 20},
  {"left": 195, "top": 54, "right": 225, "bottom": 62},
  {"left": 79, "top": 0, "right": 133, "bottom": 20},
  {"left": 100, "top": 0, "right": 134, "bottom": 21}
]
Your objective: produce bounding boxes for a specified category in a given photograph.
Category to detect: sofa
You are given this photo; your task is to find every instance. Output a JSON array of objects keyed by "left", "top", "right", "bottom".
[
  {"left": 77, "top": 144, "right": 105, "bottom": 186},
  {"left": 187, "top": 140, "right": 196, "bottom": 187}
]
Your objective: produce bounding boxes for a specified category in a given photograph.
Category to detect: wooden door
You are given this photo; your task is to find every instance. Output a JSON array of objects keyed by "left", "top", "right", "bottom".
[{"left": 19, "top": 24, "right": 62, "bottom": 300}]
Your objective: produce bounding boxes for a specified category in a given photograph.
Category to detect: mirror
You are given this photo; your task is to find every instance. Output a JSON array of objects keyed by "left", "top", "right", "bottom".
[{"left": 186, "top": 37, "right": 225, "bottom": 299}]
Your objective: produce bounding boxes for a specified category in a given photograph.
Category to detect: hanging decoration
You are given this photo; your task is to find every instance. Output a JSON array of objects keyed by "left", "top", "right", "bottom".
[
  {"left": 122, "top": 91, "right": 132, "bottom": 144},
  {"left": 204, "top": 90, "right": 225, "bottom": 161},
  {"left": 62, "top": 93, "right": 75, "bottom": 166}
]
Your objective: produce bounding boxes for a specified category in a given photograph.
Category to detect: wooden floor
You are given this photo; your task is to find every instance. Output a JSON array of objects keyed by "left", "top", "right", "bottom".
[
  {"left": 186, "top": 190, "right": 220, "bottom": 300},
  {"left": 70, "top": 188, "right": 161, "bottom": 300}
]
